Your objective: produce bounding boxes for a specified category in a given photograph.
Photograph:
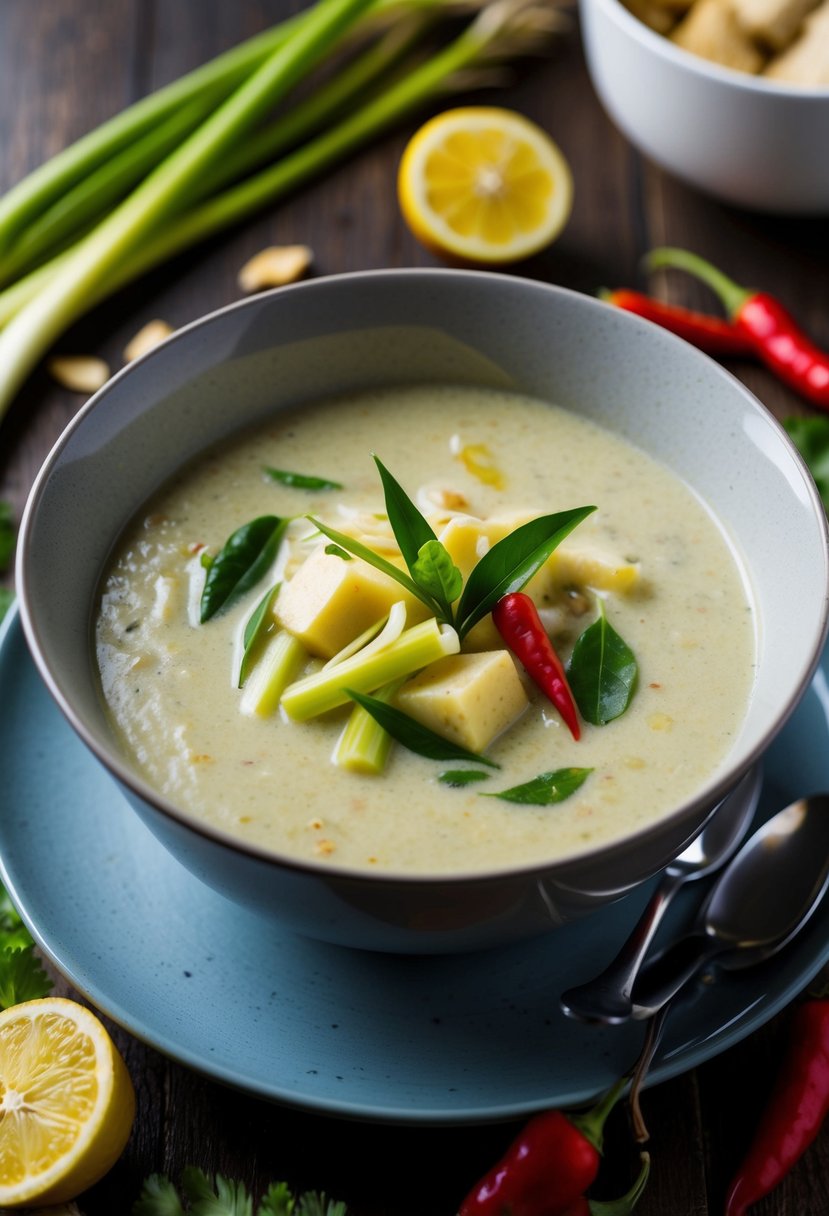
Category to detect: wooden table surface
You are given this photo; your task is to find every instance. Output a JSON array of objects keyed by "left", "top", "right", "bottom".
[{"left": 2, "top": 2, "right": 829, "bottom": 1213}]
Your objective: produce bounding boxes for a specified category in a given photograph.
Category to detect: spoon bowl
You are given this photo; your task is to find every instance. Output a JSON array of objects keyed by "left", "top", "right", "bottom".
[
  {"left": 630, "top": 794, "right": 829, "bottom": 1020},
  {"left": 560, "top": 762, "right": 762, "bottom": 1024}
]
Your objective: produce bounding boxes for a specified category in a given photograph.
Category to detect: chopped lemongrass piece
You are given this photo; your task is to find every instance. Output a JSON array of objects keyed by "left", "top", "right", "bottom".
[
  {"left": 237, "top": 244, "right": 313, "bottom": 292},
  {"left": 123, "top": 319, "right": 174, "bottom": 362},
  {"left": 332, "top": 679, "right": 404, "bottom": 774},
  {"left": 239, "top": 630, "right": 307, "bottom": 717},
  {"left": 46, "top": 354, "right": 110, "bottom": 393},
  {"left": 281, "top": 618, "right": 459, "bottom": 721},
  {"left": 322, "top": 600, "right": 407, "bottom": 670}
]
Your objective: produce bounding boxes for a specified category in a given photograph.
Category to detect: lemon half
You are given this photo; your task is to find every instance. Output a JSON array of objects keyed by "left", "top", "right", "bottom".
[
  {"left": 398, "top": 106, "right": 573, "bottom": 265},
  {"left": 0, "top": 998, "right": 135, "bottom": 1208}
]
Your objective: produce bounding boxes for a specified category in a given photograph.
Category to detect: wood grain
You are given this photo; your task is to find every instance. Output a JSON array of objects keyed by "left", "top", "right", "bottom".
[{"left": 2, "top": 2, "right": 828, "bottom": 1212}]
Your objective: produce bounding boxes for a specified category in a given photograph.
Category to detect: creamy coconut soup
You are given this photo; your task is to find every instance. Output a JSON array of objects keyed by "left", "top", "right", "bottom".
[{"left": 95, "top": 384, "right": 755, "bottom": 874}]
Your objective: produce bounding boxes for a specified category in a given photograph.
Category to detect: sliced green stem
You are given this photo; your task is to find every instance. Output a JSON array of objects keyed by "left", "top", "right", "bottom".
[
  {"left": 193, "top": 14, "right": 433, "bottom": 202},
  {"left": 239, "top": 630, "right": 307, "bottom": 717},
  {"left": 0, "top": 17, "right": 304, "bottom": 255},
  {"left": 332, "top": 678, "right": 404, "bottom": 773},
  {"left": 281, "top": 618, "right": 459, "bottom": 720},
  {"left": 0, "top": 98, "right": 214, "bottom": 288},
  {"left": 0, "top": 0, "right": 376, "bottom": 416}
]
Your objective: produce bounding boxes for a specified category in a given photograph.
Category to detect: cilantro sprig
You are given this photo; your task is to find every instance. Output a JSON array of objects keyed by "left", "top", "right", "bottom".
[
  {"left": 0, "top": 880, "right": 53, "bottom": 1007},
  {"left": 132, "top": 1169, "right": 348, "bottom": 1216},
  {"left": 310, "top": 456, "right": 595, "bottom": 638}
]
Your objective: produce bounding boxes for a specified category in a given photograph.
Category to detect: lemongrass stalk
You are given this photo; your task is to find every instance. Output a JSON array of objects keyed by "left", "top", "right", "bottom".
[
  {"left": 12, "top": 0, "right": 554, "bottom": 334},
  {"left": 193, "top": 13, "right": 432, "bottom": 202},
  {"left": 0, "top": 17, "right": 305, "bottom": 256},
  {"left": 0, "top": 253, "right": 72, "bottom": 331},
  {"left": 240, "top": 631, "right": 308, "bottom": 717},
  {"left": 333, "top": 679, "right": 403, "bottom": 773},
  {"left": 282, "top": 619, "right": 459, "bottom": 720},
  {"left": 0, "top": 0, "right": 376, "bottom": 418},
  {"left": 0, "top": 9, "right": 431, "bottom": 331},
  {"left": 0, "top": 100, "right": 213, "bottom": 288},
  {"left": 323, "top": 600, "right": 407, "bottom": 670}
]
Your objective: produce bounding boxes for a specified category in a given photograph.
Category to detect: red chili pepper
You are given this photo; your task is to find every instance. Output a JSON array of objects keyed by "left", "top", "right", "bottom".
[
  {"left": 647, "top": 247, "right": 829, "bottom": 410},
  {"left": 492, "top": 592, "right": 580, "bottom": 741},
  {"left": 725, "top": 999, "right": 829, "bottom": 1214},
  {"left": 601, "top": 288, "right": 754, "bottom": 357},
  {"left": 458, "top": 1082, "right": 624, "bottom": 1216}
]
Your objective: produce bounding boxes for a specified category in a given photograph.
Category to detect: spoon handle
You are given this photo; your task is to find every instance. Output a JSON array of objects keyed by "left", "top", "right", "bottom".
[
  {"left": 630, "top": 932, "right": 724, "bottom": 1019},
  {"left": 560, "top": 868, "right": 686, "bottom": 1023}
]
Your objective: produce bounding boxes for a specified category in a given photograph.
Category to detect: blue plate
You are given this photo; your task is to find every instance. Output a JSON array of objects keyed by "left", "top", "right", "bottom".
[{"left": 2, "top": 606, "right": 828, "bottom": 1125}]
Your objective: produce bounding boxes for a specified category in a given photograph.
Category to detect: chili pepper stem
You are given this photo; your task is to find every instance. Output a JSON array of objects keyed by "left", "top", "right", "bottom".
[
  {"left": 588, "top": 1152, "right": 651, "bottom": 1216},
  {"left": 568, "top": 1077, "right": 627, "bottom": 1152},
  {"left": 645, "top": 247, "right": 751, "bottom": 318}
]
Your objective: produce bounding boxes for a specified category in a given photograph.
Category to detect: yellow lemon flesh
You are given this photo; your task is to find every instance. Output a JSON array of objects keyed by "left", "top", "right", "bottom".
[
  {"left": 0, "top": 998, "right": 135, "bottom": 1208},
  {"left": 398, "top": 107, "right": 573, "bottom": 265}
]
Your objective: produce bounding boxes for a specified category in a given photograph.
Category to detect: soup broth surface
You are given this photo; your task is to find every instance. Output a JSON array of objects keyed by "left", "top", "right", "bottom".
[{"left": 96, "top": 385, "right": 755, "bottom": 874}]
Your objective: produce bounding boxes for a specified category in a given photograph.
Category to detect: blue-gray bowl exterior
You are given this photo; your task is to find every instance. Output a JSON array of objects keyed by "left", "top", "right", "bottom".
[{"left": 16, "top": 270, "right": 829, "bottom": 952}]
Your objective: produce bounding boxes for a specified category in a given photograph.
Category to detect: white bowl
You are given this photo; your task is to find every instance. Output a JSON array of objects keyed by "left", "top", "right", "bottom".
[
  {"left": 16, "top": 269, "right": 829, "bottom": 952},
  {"left": 580, "top": 0, "right": 829, "bottom": 213}
]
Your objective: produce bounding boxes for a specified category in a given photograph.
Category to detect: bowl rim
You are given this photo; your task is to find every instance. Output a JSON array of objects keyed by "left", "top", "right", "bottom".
[
  {"left": 16, "top": 266, "right": 829, "bottom": 887},
  {"left": 586, "top": 0, "right": 829, "bottom": 99}
]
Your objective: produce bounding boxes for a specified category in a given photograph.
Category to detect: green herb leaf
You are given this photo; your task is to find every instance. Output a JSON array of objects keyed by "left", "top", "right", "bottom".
[
  {"left": 308, "top": 517, "right": 438, "bottom": 614},
  {"left": 133, "top": 1174, "right": 187, "bottom": 1216},
  {"left": 0, "top": 588, "right": 14, "bottom": 625},
  {"left": 411, "top": 539, "right": 462, "bottom": 608},
  {"left": 257, "top": 1183, "right": 294, "bottom": 1216},
  {"left": 265, "top": 467, "right": 343, "bottom": 491},
  {"left": 372, "top": 455, "right": 438, "bottom": 574},
  {"left": 346, "top": 689, "right": 499, "bottom": 768},
  {"left": 238, "top": 583, "right": 280, "bottom": 688},
  {"left": 484, "top": 767, "right": 593, "bottom": 805},
  {"left": 438, "top": 769, "right": 491, "bottom": 787},
  {"left": 568, "top": 605, "right": 638, "bottom": 725},
  {"left": 0, "top": 944, "right": 53, "bottom": 1008},
  {"left": 0, "top": 501, "right": 15, "bottom": 572},
  {"left": 324, "top": 543, "right": 352, "bottom": 561},
  {"left": 295, "top": 1196, "right": 348, "bottom": 1216},
  {"left": 200, "top": 551, "right": 214, "bottom": 570},
  {"left": 784, "top": 416, "right": 829, "bottom": 512},
  {"left": 200, "top": 516, "right": 288, "bottom": 623},
  {"left": 182, "top": 1167, "right": 253, "bottom": 1216},
  {"left": 456, "top": 506, "right": 596, "bottom": 638}
]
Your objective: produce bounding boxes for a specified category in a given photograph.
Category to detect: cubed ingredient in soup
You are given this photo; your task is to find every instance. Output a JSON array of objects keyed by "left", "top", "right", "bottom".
[{"left": 95, "top": 384, "right": 755, "bottom": 875}]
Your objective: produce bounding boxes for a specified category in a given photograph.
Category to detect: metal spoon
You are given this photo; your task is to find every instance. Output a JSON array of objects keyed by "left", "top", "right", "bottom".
[
  {"left": 629, "top": 793, "right": 829, "bottom": 1020},
  {"left": 560, "top": 762, "right": 763, "bottom": 1025}
]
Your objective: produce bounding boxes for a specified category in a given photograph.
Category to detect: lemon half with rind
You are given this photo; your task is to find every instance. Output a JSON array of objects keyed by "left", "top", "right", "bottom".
[
  {"left": 0, "top": 997, "right": 135, "bottom": 1207},
  {"left": 398, "top": 106, "right": 573, "bottom": 265}
]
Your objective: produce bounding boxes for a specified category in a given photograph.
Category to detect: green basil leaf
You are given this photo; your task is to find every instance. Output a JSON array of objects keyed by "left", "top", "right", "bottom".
[
  {"left": 0, "top": 502, "right": 14, "bottom": 572},
  {"left": 484, "top": 767, "right": 593, "bottom": 805},
  {"left": 411, "top": 539, "right": 463, "bottom": 608},
  {"left": 567, "top": 604, "right": 638, "bottom": 725},
  {"left": 238, "top": 583, "right": 281, "bottom": 688},
  {"left": 346, "top": 689, "right": 500, "bottom": 768},
  {"left": 438, "top": 769, "right": 491, "bottom": 787},
  {"left": 373, "top": 455, "right": 438, "bottom": 574},
  {"left": 265, "top": 467, "right": 343, "bottom": 491},
  {"left": 324, "top": 543, "right": 353, "bottom": 561},
  {"left": 784, "top": 416, "right": 829, "bottom": 512},
  {"left": 456, "top": 506, "right": 596, "bottom": 638},
  {"left": 308, "top": 517, "right": 440, "bottom": 614},
  {"left": 0, "top": 588, "right": 13, "bottom": 625},
  {"left": 200, "top": 516, "right": 288, "bottom": 623}
]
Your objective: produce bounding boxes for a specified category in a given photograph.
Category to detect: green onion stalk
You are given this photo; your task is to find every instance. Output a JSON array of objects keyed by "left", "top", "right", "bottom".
[{"left": 0, "top": 0, "right": 566, "bottom": 423}]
